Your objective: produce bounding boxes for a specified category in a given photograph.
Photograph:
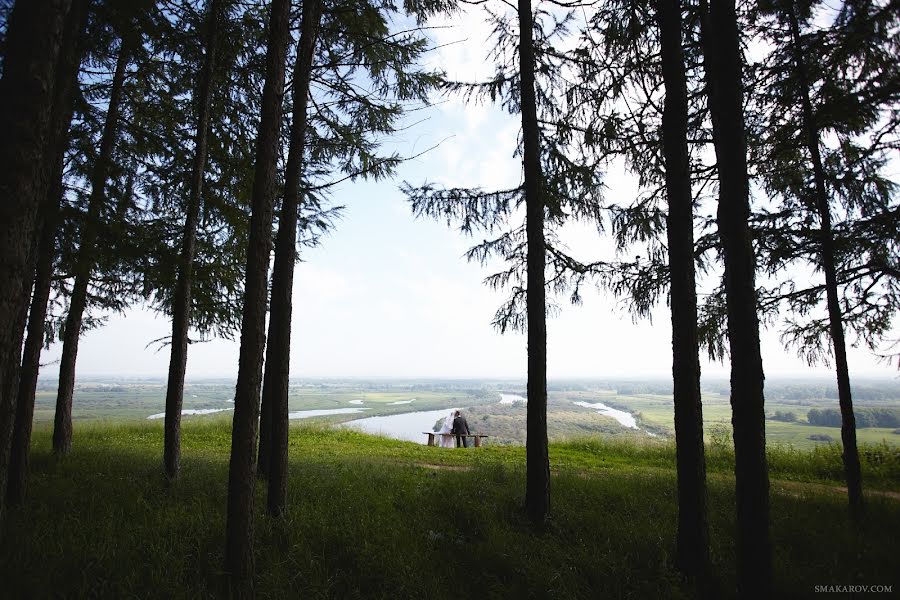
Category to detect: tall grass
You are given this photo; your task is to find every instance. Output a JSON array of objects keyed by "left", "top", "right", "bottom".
[{"left": 2, "top": 420, "right": 898, "bottom": 598}]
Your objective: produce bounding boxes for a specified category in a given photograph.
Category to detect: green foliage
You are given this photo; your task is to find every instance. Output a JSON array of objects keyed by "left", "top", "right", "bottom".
[
  {"left": 770, "top": 410, "right": 798, "bottom": 422},
  {"left": 402, "top": 3, "right": 608, "bottom": 334},
  {"left": 749, "top": 0, "right": 900, "bottom": 365},
  {"left": 808, "top": 407, "right": 900, "bottom": 428}
]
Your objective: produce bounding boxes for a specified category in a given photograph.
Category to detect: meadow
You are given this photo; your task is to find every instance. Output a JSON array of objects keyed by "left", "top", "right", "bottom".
[
  {"left": 30, "top": 379, "right": 496, "bottom": 425},
  {"left": 1, "top": 419, "right": 897, "bottom": 598},
  {"left": 31, "top": 377, "right": 900, "bottom": 451}
]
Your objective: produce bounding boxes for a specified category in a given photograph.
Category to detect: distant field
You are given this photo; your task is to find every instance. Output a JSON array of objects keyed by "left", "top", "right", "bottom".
[
  {"left": 32, "top": 377, "right": 900, "bottom": 450},
  {"left": 609, "top": 392, "right": 900, "bottom": 450},
  {"left": 31, "top": 380, "right": 498, "bottom": 423}
]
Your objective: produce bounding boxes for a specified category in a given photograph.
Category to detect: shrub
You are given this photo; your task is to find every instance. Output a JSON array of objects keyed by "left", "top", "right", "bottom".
[{"left": 771, "top": 411, "right": 798, "bottom": 422}]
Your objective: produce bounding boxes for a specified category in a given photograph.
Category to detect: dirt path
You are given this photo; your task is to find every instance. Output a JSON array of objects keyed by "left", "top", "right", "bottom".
[
  {"left": 770, "top": 479, "right": 900, "bottom": 501},
  {"left": 413, "top": 461, "right": 900, "bottom": 501}
]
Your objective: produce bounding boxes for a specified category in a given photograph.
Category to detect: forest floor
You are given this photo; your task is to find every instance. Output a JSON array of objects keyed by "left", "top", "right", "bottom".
[{"left": 2, "top": 419, "right": 898, "bottom": 598}]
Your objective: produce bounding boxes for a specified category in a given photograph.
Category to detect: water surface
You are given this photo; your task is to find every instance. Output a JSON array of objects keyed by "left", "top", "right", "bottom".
[
  {"left": 341, "top": 408, "right": 459, "bottom": 444},
  {"left": 147, "top": 408, "right": 232, "bottom": 420},
  {"left": 573, "top": 401, "right": 638, "bottom": 429},
  {"left": 289, "top": 408, "right": 370, "bottom": 419},
  {"left": 498, "top": 393, "right": 526, "bottom": 404}
]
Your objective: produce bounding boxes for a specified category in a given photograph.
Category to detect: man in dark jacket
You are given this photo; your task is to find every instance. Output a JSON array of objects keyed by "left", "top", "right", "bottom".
[{"left": 452, "top": 410, "right": 470, "bottom": 448}]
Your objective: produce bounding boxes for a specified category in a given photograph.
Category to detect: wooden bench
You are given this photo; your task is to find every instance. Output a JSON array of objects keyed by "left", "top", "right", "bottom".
[{"left": 423, "top": 432, "right": 489, "bottom": 448}]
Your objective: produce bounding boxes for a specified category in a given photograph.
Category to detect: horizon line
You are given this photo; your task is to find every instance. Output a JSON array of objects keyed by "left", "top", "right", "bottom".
[{"left": 39, "top": 371, "right": 900, "bottom": 382}]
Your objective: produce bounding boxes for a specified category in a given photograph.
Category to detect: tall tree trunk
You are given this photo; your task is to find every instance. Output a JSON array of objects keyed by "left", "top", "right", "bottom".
[
  {"left": 52, "top": 38, "right": 130, "bottom": 455},
  {"left": 7, "top": 0, "right": 89, "bottom": 506},
  {"left": 786, "top": 2, "right": 863, "bottom": 514},
  {"left": 224, "top": 0, "right": 291, "bottom": 593},
  {"left": 518, "top": 0, "right": 550, "bottom": 526},
  {"left": 163, "top": 0, "right": 224, "bottom": 481},
  {"left": 259, "top": 0, "right": 324, "bottom": 517},
  {"left": 0, "top": 0, "right": 71, "bottom": 524},
  {"left": 699, "top": 0, "right": 772, "bottom": 596},
  {"left": 657, "top": 0, "right": 709, "bottom": 578}
]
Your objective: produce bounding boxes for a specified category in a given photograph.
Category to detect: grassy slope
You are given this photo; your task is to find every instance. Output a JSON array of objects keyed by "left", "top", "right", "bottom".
[{"left": 2, "top": 420, "right": 898, "bottom": 599}]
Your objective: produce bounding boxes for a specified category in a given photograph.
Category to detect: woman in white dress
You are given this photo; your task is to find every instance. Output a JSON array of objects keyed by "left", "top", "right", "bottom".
[{"left": 438, "top": 411, "right": 456, "bottom": 448}]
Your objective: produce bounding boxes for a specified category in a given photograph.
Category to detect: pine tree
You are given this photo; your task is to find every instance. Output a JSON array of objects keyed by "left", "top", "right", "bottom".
[
  {"left": 749, "top": 0, "right": 899, "bottom": 513},
  {"left": 782, "top": 0, "right": 863, "bottom": 513},
  {"left": 163, "top": 0, "right": 226, "bottom": 481},
  {"left": 0, "top": 0, "right": 72, "bottom": 523},
  {"left": 517, "top": 0, "right": 550, "bottom": 526},
  {"left": 137, "top": 0, "right": 265, "bottom": 349},
  {"left": 699, "top": 0, "right": 772, "bottom": 594},
  {"left": 259, "top": 0, "right": 324, "bottom": 516},
  {"left": 257, "top": 0, "right": 449, "bottom": 483},
  {"left": 224, "top": 0, "right": 291, "bottom": 591},
  {"left": 405, "top": 3, "right": 608, "bottom": 526},
  {"left": 656, "top": 0, "right": 708, "bottom": 577},
  {"left": 7, "top": 0, "right": 90, "bottom": 506},
  {"left": 53, "top": 30, "right": 133, "bottom": 455}
]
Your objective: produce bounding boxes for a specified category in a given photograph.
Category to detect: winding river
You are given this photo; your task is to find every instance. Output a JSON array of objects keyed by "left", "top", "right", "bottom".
[
  {"left": 147, "top": 393, "right": 647, "bottom": 442},
  {"left": 340, "top": 408, "right": 457, "bottom": 444},
  {"left": 573, "top": 401, "right": 638, "bottom": 429}
]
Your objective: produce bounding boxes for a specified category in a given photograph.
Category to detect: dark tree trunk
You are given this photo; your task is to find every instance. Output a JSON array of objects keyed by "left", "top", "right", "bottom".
[
  {"left": 163, "top": 0, "right": 224, "bottom": 482},
  {"left": 699, "top": 0, "right": 772, "bottom": 596},
  {"left": 7, "top": 0, "right": 89, "bottom": 506},
  {"left": 786, "top": 3, "right": 863, "bottom": 514},
  {"left": 0, "top": 0, "right": 71, "bottom": 524},
  {"left": 518, "top": 0, "right": 550, "bottom": 526},
  {"left": 224, "top": 0, "right": 291, "bottom": 593},
  {"left": 52, "top": 38, "right": 130, "bottom": 455},
  {"left": 657, "top": 0, "right": 709, "bottom": 578},
  {"left": 259, "top": 0, "right": 324, "bottom": 517}
]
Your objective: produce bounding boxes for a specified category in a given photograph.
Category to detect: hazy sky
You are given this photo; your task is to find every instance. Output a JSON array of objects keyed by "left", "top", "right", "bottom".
[{"left": 39, "top": 6, "right": 897, "bottom": 381}]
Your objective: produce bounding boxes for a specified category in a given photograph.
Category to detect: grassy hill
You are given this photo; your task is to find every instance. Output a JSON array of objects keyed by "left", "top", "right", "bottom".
[{"left": 2, "top": 419, "right": 898, "bottom": 598}]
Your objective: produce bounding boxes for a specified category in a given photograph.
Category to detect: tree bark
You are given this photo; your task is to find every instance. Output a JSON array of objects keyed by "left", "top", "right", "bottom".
[
  {"left": 163, "top": 0, "right": 224, "bottom": 482},
  {"left": 7, "top": 0, "right": 89, "bottom": 506},
  {"left": 52, "top": 38, "right": 130, "bottom": 455},
  {"left": 657, "top": 0, "right": 709, "bottom": 578},
  {"left": 699, "top": 0, "right": 772, "bottom": 596},
  {"left": 259, "top": 0, "right": 324, "bottom": 517},
  {"left": 786, "top": 2, "right": 863, "bottom": 515},
  {"left": 224, "top": 0, "right": 291, "bottom": 593},
  {"left": 0, "top": 0, "right": 71, "bottom": 524},
  {"left": 518, "top": 0, "right": 550, "bottom": 526}
]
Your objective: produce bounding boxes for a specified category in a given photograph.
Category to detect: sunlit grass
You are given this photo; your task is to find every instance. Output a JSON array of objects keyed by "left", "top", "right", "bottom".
[{"left": 3, "top": 420, "right": 898, "bottom": 598}]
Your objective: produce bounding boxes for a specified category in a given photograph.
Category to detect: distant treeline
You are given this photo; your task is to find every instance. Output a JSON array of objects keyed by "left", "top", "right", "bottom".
[
  {"left": 593, "top": 379, "right": 900, "bottom": 401},
  {"left": 708, "top": 381, "right": 900, "bottom": 402},
  {"left": 807, "top": 408, "right": 900, "bottom": 428},
  {"left": 768, "top": 383, "right": 900, "bottom": 402}
]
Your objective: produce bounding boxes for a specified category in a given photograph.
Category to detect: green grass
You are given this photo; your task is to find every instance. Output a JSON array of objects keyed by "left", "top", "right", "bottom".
[
  {"left": 2, "top": 420, "right": 898, "bottom": 598},
  {"left": 609, "top": 393, "right": 900, "bottom": 450},
  {"left": 31, "top": 383, "right": 494, "bottom": 423}
]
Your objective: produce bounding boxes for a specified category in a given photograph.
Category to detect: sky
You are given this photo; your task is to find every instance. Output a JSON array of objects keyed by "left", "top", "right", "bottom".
[{"left": 39, "top": 5, "right": 898, "bottom": 382}]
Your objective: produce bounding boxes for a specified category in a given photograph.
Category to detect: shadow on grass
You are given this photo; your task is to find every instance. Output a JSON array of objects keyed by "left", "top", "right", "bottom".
[{"left": 2, "top": 421, "right": 898, "bottom": 598}]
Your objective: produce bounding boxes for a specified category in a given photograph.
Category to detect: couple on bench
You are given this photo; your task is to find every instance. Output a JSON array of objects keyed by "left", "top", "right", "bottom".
[{"left": 438, "top": 410, "right": 471, "bottom": 448}]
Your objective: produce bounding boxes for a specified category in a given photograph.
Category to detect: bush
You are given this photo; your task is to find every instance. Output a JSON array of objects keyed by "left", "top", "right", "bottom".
[
  {"left": 807, "top": 407, "right": 900, "bottom": 428},
  {"left": 807, "top": 434, "right": 834, "bottom": 442},
  {"left": 771, "top": 411, "right": 798, "bottom": 422}
]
